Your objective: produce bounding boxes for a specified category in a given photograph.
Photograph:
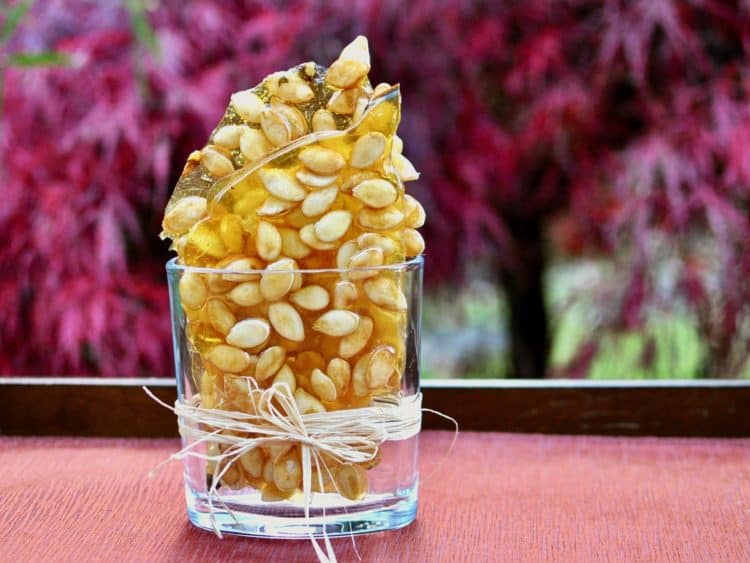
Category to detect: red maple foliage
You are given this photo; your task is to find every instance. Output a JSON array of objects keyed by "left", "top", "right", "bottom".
[{"left": 2, "top": 1, "right": 750, "bottom": 378}]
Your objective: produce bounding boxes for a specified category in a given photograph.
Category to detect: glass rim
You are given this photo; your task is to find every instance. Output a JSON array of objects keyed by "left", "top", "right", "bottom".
[{"left": 166, "top": 254, "right": 424, "bottom": 276}]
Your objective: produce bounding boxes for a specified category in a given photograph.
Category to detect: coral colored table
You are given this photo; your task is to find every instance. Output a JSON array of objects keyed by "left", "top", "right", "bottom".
[{"left": 2, "top": 432, "right": 749, "bottom": 562}]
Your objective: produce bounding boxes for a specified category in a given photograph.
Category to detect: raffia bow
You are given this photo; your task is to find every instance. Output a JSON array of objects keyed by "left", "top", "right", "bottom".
[{"left": 144, "top": 381, "right": 423, "bottom": 563}]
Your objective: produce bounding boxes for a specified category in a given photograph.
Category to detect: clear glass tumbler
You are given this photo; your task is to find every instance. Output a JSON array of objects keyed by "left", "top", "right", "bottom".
[{"left": 166, "top": 256, "right": 423, "bottom": 538}]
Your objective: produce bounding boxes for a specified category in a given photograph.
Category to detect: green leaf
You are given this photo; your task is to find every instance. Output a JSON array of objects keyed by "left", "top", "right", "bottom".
[
  {"left": 1, "top": 0, "right": 32, "bottom": 45},
  {"left": 7, "top": 51, "right": 70, "bottom": 67},
  {"left": 126, "top": 0, "right": 159, "bottom": 56}
]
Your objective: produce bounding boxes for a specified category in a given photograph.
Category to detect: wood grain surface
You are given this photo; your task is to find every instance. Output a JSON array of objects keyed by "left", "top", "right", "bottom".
[
  {"left": 1, "top": 378, "right": 749, "bottom": 437},
  {"left": 2, "top": 432, "right": 749, "bottom": 562}
]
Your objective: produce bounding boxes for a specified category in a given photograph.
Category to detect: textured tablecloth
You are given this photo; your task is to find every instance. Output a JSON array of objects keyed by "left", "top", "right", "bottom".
[{"left": 2, "top": 432, "right": 749, "bottom": 562}]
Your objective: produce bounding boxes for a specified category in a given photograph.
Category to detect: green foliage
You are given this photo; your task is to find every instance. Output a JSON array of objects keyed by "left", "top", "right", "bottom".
[
  {"left": 423, "top": 258, "right": 749, "bottom": 380},
  {"left": 124, "top": 0, "right": 158, "bottom": 56},
  {"left": 6, "top": 51, "right": 69, "bottom": 66},
  {"left": 1, "top": 1, "right": 31, "bottom": 45},
  {"left": 550, "top": 310, "right": 705, "bottom": 380},
  {"left": 0, "top": 1, "right": 69, "bottom": 116}
]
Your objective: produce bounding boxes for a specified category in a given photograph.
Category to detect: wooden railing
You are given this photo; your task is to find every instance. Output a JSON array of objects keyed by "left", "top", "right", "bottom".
[{"left": 2, "top": 378, "right": 749, "bottom": 437}]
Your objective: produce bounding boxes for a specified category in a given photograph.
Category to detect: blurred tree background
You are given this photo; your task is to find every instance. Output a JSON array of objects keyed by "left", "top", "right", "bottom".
[{"left": 2, "top": 0, "right": 750, "bottom": 379}]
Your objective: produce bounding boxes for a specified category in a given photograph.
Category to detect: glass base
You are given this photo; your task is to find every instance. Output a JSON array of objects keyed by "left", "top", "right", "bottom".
[{"left": 185, "top": 483, "right": 418, "bottom": 539}]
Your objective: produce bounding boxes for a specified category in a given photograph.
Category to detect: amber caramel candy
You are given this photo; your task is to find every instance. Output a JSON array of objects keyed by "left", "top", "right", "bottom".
[{"left": 163, "top": 37, "right": 425, "bottom": 499}]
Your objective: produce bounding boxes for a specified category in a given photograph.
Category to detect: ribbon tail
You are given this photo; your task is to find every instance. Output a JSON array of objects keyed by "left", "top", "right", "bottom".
[
  {"left": 302, "top": 445, "right": 337, "bottom": 563},
  {"left": 420, "top": 408, "right": 459, "bottom": 482},
  {"left": 316, "top": 451, "right": 337, "bottom": 562}
]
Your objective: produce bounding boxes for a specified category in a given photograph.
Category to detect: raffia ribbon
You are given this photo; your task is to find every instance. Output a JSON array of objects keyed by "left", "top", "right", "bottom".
[{"left": 144, "top": 381, "right": 426, "bottom": 563}]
